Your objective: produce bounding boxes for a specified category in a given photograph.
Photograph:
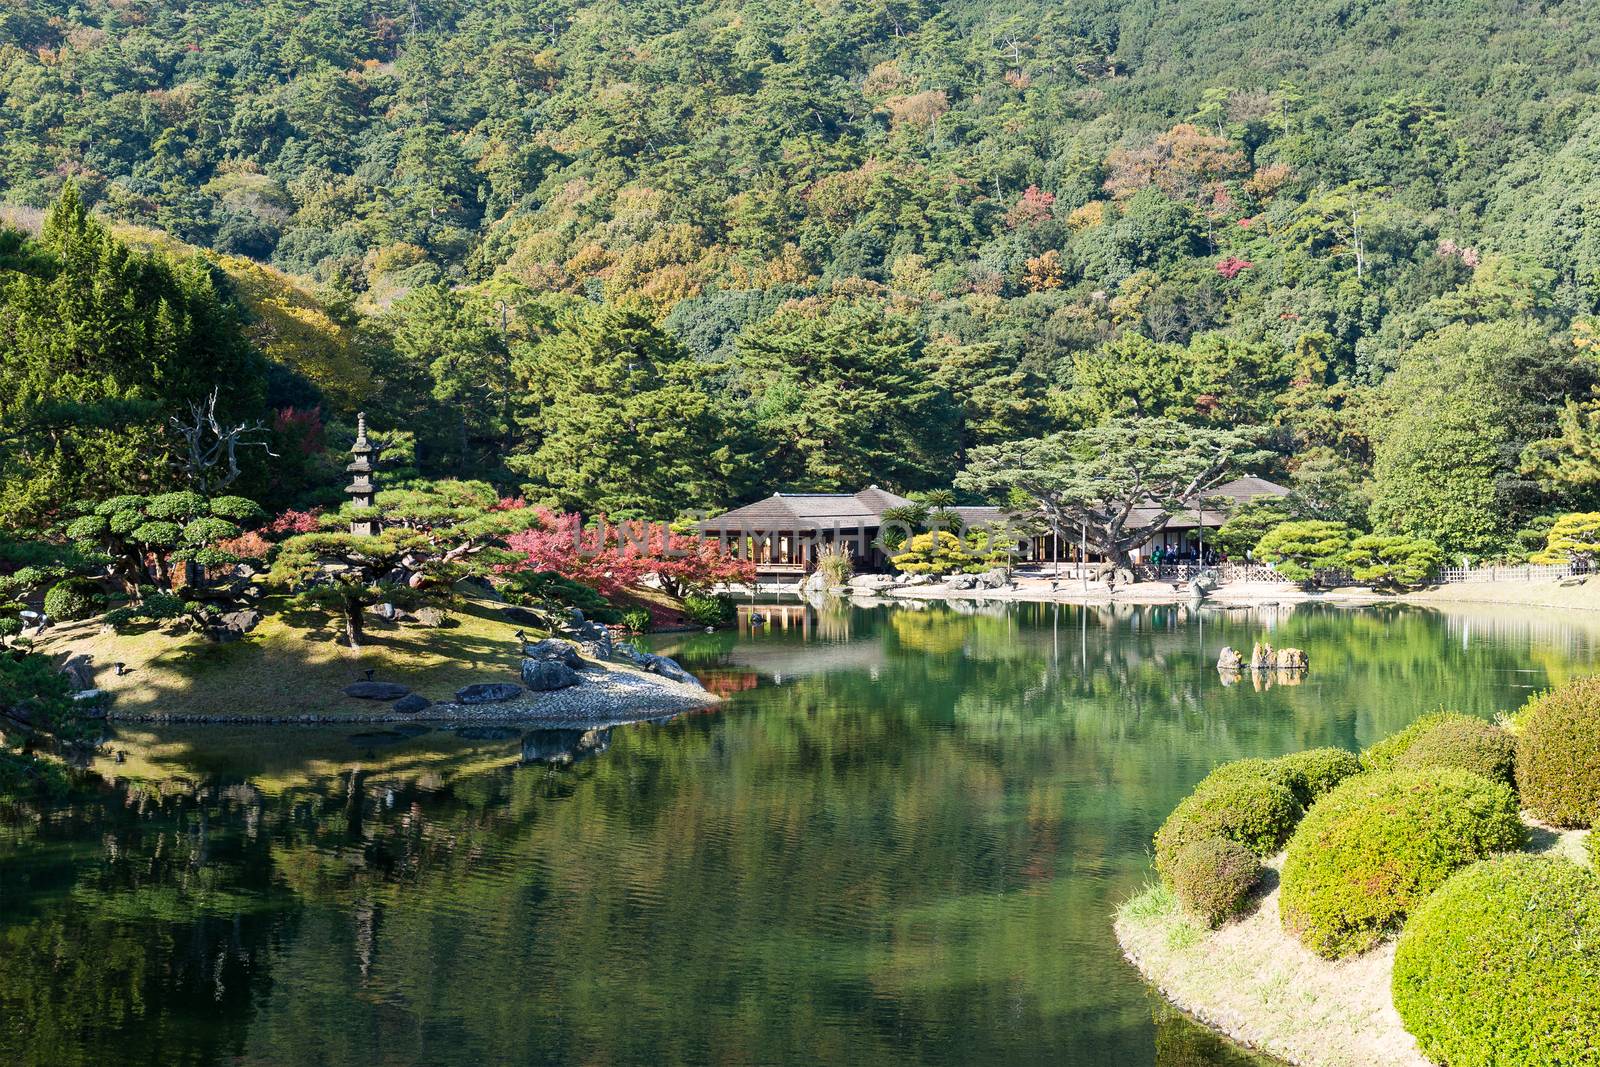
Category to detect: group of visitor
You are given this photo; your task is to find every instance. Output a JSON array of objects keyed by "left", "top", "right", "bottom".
[{"left": 1149, "top": 544, "right": 1216, "bottom": 566}]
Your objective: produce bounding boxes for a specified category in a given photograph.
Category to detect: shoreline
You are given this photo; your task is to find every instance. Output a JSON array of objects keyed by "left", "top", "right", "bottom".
[
  {"left": 747, "top": 574, "right": 1600, "bottom": 613},
  {"left": 1113, "top": 823, "right": 1592, "bottom": 1067},
  {"left": 103, "top": 663, "right": 720, "bottom": 726}
]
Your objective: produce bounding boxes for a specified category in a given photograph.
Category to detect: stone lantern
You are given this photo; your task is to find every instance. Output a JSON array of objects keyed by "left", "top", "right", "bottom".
[{"left": 346, "top": 412, "right": 380, "bottom": 536}]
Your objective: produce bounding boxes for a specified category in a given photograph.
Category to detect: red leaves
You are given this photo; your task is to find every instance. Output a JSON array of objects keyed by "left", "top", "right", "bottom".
[
  {"left": 501, "top": 509, "right": 754, "bottom": 596},
  {"left": 1216, "top": 256, "right": 1253, "bottom": 279}
]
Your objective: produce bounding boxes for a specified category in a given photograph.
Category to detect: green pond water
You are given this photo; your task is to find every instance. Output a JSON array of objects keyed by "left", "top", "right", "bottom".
[{"left": 3, "top": 600, "right": 1597, "bottom": 1067}]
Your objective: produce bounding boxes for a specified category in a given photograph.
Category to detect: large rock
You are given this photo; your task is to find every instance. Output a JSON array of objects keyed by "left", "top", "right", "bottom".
[
  {"left": 525, "top": 639, "right": 582, "bottom": 669},
  {"left": 1275, "top": 647, "right": 1309, "bottom": 671},
  {"left": 1217, "top": 646, "right": 1243, "bottom": 671},
  {"left": 571, "top": 621, "right": 613, "bottom": 660},
  {"left": 60, "top": 654, "right": 95, "bottom": 693},
  {"left": 345, "top": 681, "right": 411, "bottom": 701},
  {"left": 521, "top": 658, "right": 581, "bottom": 691},
  {"left": 976, "top": 568, "right": 1009, "bottom": 589},
  {"left": 1249, "top": 641, "right": 1276, "bottom": 671},
  {"left": 947, "top": 573, "right": 978, "bottom": 590},
  {"left": 847, "top": 573, "right": 896, "bottom": 591},
  {"left": 455, "top": 682, "right": 524, "bottom": 704},
  {"left": 801, "top": 571, "right": 837, "bottom": 595},
  {"left": 392, "top": 693, "right": 432, "bottom": 714},
  {"left": 411, "top": 607, "right": 448, "bottom": 628},
  {"left": 637, "top": 653, "right": 703, "bottom": 688},
  {"left": 502, "top": 606, "right": 546, "bottom": 628},
  {"left": 217, "top": 608, "right": 261, "bottom": 637}
]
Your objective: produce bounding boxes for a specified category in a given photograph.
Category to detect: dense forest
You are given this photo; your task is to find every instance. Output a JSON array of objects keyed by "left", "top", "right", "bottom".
[{"left": 4, "top": 0, "right": 1600, "bottom": 557}]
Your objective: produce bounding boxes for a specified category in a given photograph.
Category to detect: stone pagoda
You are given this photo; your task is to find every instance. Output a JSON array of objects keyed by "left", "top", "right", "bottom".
[{"left": 346, "top": 413, "right": 380, "bottom": 536}]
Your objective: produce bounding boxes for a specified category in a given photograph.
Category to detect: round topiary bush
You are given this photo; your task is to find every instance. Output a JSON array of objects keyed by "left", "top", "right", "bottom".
[
  {"left": 1272, "top": 747, "right": 1362, "bottom": 805},
  {"left": 1278, "top": 767, "right": 1526, "bottom": 958},
  {"left": 1515, "top": 677, "right": 1600, "bottom": 827},
  {"left": 1360, "top": 710, "right": 1484, "bottom": 770},
  {"left": 1392, "top": 855, "right": 1600, "bottom": 1067},
  {"left": 1154, "top": 760, "right": 1303, "bottom": 880},
  {"left": 43, "top": 577, "right": 102, "bottom": 622},
  {"left": 1168, "top": 835, "right": 1263, "bottom": 927},
  {"left": 1392, "top": 715, "right": 1516, "bottom": 787}
]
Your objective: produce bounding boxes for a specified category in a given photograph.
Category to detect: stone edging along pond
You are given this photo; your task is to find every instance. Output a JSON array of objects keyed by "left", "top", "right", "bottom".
[{"left": 1114, "top": 826, "right": 1593, "bottom": 1067}]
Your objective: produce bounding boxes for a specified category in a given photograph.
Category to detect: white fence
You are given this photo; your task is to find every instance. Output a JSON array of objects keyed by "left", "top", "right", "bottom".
[
  {"left": 1437, "top": 563, "right": 1583, "bottom": 583},
  {"left": 1138, "top": 561, "right": 1586, "bottom": 587}
]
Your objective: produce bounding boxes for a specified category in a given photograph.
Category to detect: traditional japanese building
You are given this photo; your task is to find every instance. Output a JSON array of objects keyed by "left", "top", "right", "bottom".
[{"left": 1029, "top": 475, "right": 1290, "bottom": 563}]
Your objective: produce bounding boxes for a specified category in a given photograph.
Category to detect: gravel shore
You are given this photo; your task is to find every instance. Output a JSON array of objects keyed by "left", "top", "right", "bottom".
[{"left": 106, "top": 661, "right": 719, "bottom": 726}]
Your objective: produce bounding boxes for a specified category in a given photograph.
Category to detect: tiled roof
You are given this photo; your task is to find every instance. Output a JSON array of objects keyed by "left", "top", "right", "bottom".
[
  {"left": 698, "top": 477, "right": 1286, "bottom": 532},
  {"left": 1131, "top": 476, "right": 1290, "bottom": 528},
  {"left": 699, "top": 486, "right": 916, "bottom": 531}
]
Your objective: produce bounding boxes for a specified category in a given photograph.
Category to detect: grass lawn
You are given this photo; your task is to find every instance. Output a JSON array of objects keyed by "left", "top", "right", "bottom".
[{"left": 35, "top": 593, "right": 540, "bottom": 720}]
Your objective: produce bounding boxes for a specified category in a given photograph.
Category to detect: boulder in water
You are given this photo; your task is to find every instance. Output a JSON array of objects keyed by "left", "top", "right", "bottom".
[
  {"left": 1275, "top": 647, "right": 1309, "bottom": 670},
  {"left": 1249, "top": 641, "right": 1276, "bottom": 671},
  {"left": 1217, "top": 646, "right": 1243, "bottom": 671}
]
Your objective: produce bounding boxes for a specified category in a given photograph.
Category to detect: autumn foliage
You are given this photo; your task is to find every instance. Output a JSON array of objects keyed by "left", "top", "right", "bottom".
[{"left": 502, "top": 509, "right": 755, "bottom": 598}]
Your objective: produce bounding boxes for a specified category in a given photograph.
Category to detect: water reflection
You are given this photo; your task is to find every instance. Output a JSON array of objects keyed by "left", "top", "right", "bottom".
[{"left": 2, "top": 602, "right": 1594, "bottom": 1067}]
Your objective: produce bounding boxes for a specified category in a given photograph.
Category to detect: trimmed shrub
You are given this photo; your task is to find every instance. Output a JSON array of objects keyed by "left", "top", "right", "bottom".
[
  {"left": 1360, "top": 710, "right": 1482, "bottom": 770},
  {"left": 1154, "top": 760, "right": 1303, "bottom": 880},
  {"left": 1278, "top": 768, "right": 1526, "bottom": 958},
  {"left": 42, "top": 577, "right": 102, "bottom": 622},
  {"left": 1515, "top": 676, "right": 1600, "bottom": 827},
  {"left": 681, "top": 593, "right": 734, "bottom": 627},
  {"left": 1169, "top": 835, "right": 1263, "bottom": 927},
  {"left": 1392, "top": 855, "right": 1600, "bottom": 1067},
  {"left": 1272, "top": 747, "right": 1362, "bottom": 805},
  {"left": 1392, "top": 715, "right": 1516, "bottom": 787}
]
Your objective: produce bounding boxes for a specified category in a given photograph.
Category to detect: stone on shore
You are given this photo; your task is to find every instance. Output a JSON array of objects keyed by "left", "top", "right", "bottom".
[
  {"left": 977, "top": 568, "right": 1009, "bottom": 589},
  {"left": 392, "top": 693, "right": 432, "bottom": 714},
  {"left": 637, "top": 652, "right": 702, "bottom": 688},
  {"left": 521, "top": 657, "right": 581, "bottom": 691},
  {"left": 947, "top": 573, "right": 978, "bottom": 590},
  {"left": 455, "top": 682, "right": 524, "bottom": 704},
  {"left": 524, "top": 638, "right": 583, "bottom": 669},
  {"left": 344, "top": 680, "right": 411, "bottom": 701}
]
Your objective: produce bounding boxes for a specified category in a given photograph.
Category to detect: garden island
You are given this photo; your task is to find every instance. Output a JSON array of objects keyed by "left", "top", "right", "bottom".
[{"left": 3, "top": 1, "right": 1600, "bottom": 1064}]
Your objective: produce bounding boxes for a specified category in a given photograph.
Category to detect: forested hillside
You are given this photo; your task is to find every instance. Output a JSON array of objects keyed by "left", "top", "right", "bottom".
[{"left": 4, "top": 0, "right": 1600, "bottom": 557}]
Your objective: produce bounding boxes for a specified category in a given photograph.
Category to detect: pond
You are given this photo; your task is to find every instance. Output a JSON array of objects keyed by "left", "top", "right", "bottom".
[{"left": 3, "top": 600, "right": 1597, "bottom": 1067}]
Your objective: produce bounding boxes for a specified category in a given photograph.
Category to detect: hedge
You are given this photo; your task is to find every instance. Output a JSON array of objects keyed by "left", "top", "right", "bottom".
[
  {"left": 1391, "top": 715, "right": 1516, "bottom": 787},
  {"left": 1515, "top": 676, "right": 1600, "bottom": 827},
  {"left": 1168, "top": 835, "right": 1263, "bottom": 927},
  {"left": 43, "top": 577, "right": 102, "bottom": 622},
  {"left": 1154, "top": 760, "right": 1303, "bottom": 880},
  {"left": 1278, "top": 767, "right": 1525, "bottom": 958},
  {"left": 1392, "top": 855, "right": 1600, "bottom": 1067},
  {"left": 1272, "top": 747, "right": 1362, "bottom": 805},
  {"left": 1360, "top": 710, "right": 1483, "bottom": 770}
]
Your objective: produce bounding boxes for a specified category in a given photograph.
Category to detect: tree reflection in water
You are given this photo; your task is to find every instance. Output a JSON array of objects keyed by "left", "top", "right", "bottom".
[{"left": 2, "top": 602, "right": 1592, "bottom": 1067}]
